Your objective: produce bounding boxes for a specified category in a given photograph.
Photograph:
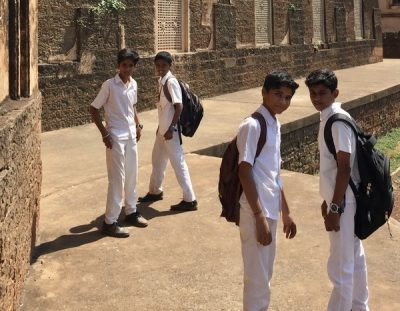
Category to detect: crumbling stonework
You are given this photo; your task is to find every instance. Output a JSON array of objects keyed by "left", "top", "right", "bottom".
[{"left": 0, "top": 94, "right": 42, "bottom": 311}]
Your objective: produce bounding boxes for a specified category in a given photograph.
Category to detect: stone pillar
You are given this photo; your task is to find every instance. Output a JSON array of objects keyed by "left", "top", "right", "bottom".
[
  {"left": 334, "top": 7, "right": 346, "bottom": 42},
  {"left": 288, "top": 8, "right": 304, "bottom": 45},
  {"left": 213, "top": 0, "right": 236, "bottom": 49},
  {"left": 373, "top": 8, "right": 383, "bottom": 59}
]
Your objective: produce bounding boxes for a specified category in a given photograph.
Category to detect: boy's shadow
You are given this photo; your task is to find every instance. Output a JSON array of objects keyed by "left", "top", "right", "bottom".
[
  {"left": 136, "top": 201, "right": 177, "bottom": 221},
  {"left": 31, "top": 215, "right": 105, "bottom": 264},
  {"left": 31, "top": 203, "right": 176, "bottom": 263}
]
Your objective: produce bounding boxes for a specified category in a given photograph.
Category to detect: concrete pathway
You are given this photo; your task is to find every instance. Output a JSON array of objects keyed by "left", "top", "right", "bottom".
[{"left": 21, "top": 60, "right": 400, "bottom": 310}]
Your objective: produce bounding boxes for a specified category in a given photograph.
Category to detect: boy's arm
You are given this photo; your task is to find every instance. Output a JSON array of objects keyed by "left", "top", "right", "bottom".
[
  {"left": 325, "top": 151, "right": 351, "bottom": 231},
  {"left": 325, "top": 121, "right": 353, "bottom": 231},
  {"left": 134, "top": 106, "right": 142, "bottom": 142},
  {"left": 281, "top": 190, "right": 297, "bottom": 239},
  {"left": 89, "top": 106, "right": 112, "bottom": 149},
  {"left": 164, "top": 79, "right": 183, "bottom": 140},
  {"left": 238, "top": 162, "right": 272, "bottom": 246}
]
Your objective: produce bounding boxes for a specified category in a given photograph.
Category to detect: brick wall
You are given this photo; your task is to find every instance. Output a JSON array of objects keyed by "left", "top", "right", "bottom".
[
  {"left": 38, "top": 0, "right": 381, "bottom": 132},
  {"left": 0, "top": 93, "right": 42, "bottom": 311}
]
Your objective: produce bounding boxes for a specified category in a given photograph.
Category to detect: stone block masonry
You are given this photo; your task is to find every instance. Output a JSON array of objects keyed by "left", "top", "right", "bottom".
[
  {"left": 0, "top": 93, "right": 42, "bottom": 310},
  {"left": 40, "top": 39, "right": 380, "bottom": 132},
  {"left": 38, "top": 0, "right": 382, "bottom": 132}
]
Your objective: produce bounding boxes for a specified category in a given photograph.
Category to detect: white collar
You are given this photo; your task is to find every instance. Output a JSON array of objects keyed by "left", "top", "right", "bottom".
[
  {"left": 114, "top": 74, "right": 133, "bottom": 87},
  {"left": 320, "top": 102, "right": 341, "bottom": 121},
  {"left": 258, "top": 104, "right": 277, "bottom": 126},
  {"left": 159, "top": 71, "right": 173, "bottom": 85}
]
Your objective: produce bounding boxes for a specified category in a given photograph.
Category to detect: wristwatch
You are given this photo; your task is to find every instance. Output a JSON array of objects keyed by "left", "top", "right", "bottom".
[
  {"left": 169, "top": 124, "right": 178, "bottom": 132},
  {"left": 136, "top": 123, "right": 143, "bottom": 130},
  {"left": 329, "top": 202, "right": 344, "bottom": 214}
]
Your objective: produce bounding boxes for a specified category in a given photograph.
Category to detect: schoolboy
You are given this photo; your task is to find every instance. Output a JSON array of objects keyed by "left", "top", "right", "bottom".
[
  {"left": 305, "top": 69, "right": 369, "bottom": 311},
  {"left": 237, "top": 71, "right": 298, "bottom": 310},
  {"left": 138, "top": 51, "right": 197, "bottom": 212},
  {"left": 90, "top": 48, "right": 148, "bottom": 238}
]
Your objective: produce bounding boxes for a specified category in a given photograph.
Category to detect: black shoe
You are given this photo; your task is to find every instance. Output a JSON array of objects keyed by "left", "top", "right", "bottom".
[
  {"left": 101, "top": 222, "right": 129, "bottom": 238},
  {"left": 138, "top": 192, "right": 163, "bottom": 203},
  {"left": 125, "top": 212, "right": 148, "bottom": 228},
  {"left": 170, "top": 200, "right": 198, "bottom": 212}
]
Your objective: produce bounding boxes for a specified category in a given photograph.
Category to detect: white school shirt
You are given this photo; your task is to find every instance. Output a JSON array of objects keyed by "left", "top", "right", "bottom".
[
  {"left": 318, "top": 102, "right": 360, "bottom": 204},
  {"left": 157, "top": 71, "right": 183, "bottom": 136},
  {"left": 237, "top": 105, "right": 283, "bottom": 220},
  {"left": 91, "top": 74, "right": 138, "bottom": 140}
]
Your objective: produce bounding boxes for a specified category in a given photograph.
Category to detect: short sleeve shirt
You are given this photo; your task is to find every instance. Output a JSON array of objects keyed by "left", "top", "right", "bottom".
[
  {"left": 157, "top": 71, "right": 182, "bottom": 136},
  {"left": 91, "top": 74, "right": 138, "bottom": 140},
  {"left": 236, "top": 105, "right": 283, "bottom": 220},
  {"left": 318, "top": 102, "right": 360, "bottom": 203}
]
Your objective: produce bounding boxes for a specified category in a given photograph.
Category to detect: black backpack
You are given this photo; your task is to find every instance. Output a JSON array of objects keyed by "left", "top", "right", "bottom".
[
  {"left": 324, "top": 113, "right": 394, "bottom": 240},
  {"left": 164, "top": 77, "right": 204, "bottom": 137},
  {"left": 218, "top": 112, "right": 267, "bottom": 225}
]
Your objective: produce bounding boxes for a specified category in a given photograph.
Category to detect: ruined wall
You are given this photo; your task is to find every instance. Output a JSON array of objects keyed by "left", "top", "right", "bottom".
[
  {"left": 0, "top": 94, "right": 42, "bottom": 311},
  {"left": 0, "top": 0, "right": 42, "bottom": 309},
  {"left": 38, "top": 0, "right": 382, "bottom": 132}
]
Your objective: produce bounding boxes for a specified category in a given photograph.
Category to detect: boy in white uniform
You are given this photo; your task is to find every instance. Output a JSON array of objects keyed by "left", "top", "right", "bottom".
[
  {"left": 305, "top": 69, "right": 369, "bottom": 311},
  {"left": 90, "top": 48, "right": 148, "bottom": 238},
  {"left": 139, "top": 51, "right": 197, "bottom": 212},
  {"left": 237, "top": 71, "right": 298, "bottom": 311}
]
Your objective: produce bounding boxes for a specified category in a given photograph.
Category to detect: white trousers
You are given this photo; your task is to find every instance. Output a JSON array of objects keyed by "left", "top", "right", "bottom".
[
  {"left": 105, "top": 138, "right": 138, "bottom": 224},
  {"left": 327, "top": 201, "right": 369, "bottom": 311},
  {"left": 149, "top": 131, "right": 195, "bottom": 202},
  {"left": 240, "top": 205, "right": 278, "bottom": 311}
]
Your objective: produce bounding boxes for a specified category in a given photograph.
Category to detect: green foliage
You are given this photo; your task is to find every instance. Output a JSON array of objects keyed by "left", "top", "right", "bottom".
[
  {"left": 288, "top": 3, "right": 300, "bottom": 12},
  {"left": 93, "top": 0, "right": 126, "bottom": 15},
  {"left": 375, "top": 127, "right": 400, "bottom": 173}
]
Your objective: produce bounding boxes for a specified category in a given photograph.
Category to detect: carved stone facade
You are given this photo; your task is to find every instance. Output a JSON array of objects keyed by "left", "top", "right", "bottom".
[
  {"left": 0, "top": 0, "right": 42, "bottom": 310},
  {"left": 38, "top": 0, "right": 382, "bottom": 131}
]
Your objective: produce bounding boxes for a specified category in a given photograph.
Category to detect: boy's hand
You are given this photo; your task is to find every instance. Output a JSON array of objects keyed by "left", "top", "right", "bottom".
[
  {"left": 136, "top": 128, "right": 142, "bottom": 142},
  {"left": 164, "top": 129, "right": 173, "bottom": 140},
  {"left": 324, "top": 212, "right": 341, "bottom": 232},
  {"left": 321, "top": 201, "right": 328, "bottom": 219},
  {"left": 102, "top": 135, "right": 112, "bottom": 149},
  {"left": 255, "top": 213, "right": 272, "bottom": 246},
  {"left": 282, "top": 214, "right": 297, "bottom": 239}
]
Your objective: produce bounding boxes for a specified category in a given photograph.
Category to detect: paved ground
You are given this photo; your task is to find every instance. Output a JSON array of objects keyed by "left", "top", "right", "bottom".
[{"left": 21, "top": 60, "right": 400, "bottom": 310}]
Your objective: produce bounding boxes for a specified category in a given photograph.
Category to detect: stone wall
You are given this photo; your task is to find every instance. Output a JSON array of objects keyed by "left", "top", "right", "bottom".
[
  {"left": 281, "top": 86, "right": 400, "bottom": 174},
  {"left": 38, "top": 0, "right": 382, "bottom": 132},
  {"left": 0, "top": 93, "right": 42, "bottom": 311}
]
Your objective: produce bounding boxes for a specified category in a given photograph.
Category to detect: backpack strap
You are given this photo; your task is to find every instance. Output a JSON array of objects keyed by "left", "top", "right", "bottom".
[
  {"left": 323, "top": 113, "right": 361, "bottom": 194},
  {"left": 161, "top": 76, "right": 183, "bottom": 145},
  {"left": 162, "top": 76, "right": 174, "bottom": 103},
  {"left": 251, "top": 111, "right": 267, "bottom": 159}
]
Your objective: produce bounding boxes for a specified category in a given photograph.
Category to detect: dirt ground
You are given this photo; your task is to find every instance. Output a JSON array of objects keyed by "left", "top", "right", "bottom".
[{"left": 393, "top": 174, "right": 400, "bottom": 222}]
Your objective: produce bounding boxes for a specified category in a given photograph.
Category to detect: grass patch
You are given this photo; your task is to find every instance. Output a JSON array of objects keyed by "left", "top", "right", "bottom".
[{"left": 375, "top": 128, "right": 400, "bottom": 174}]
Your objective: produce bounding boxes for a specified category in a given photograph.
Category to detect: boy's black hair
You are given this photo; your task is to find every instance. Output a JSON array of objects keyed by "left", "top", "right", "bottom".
[
  {"left": 263, "top": 71, "right": 299, "bottom": 94},
  {"left": 117, "top": 48, "right": 140, "bottom": 65},
  {"left": 154, "top": 51, "right": 174, "bottom": 65},
  {"left": 305, "top": 69, "right": 338, "bottom": 91}
]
